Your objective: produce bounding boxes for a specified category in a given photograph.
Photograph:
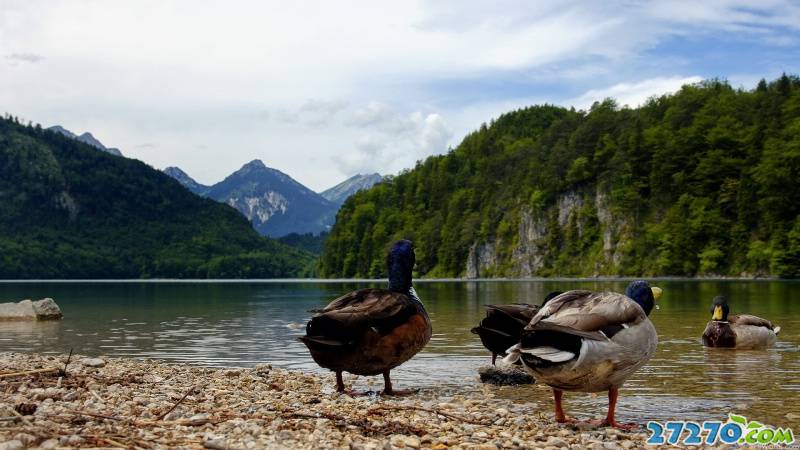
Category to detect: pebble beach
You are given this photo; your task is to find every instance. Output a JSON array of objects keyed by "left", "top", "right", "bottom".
[{"left": 0, "top": 352, "right": 681, "bottom": 449}]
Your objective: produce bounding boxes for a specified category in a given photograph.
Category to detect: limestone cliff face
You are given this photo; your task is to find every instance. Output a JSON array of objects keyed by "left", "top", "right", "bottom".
[{"left": 466, "top": 187, "right": 631, "bottom": 278}]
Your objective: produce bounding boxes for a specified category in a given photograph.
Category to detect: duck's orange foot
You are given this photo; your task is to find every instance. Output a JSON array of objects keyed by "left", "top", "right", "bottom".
[
  {"left": 588, "top": 418, "right": 640, "bottom": 430},
  {"left": 381, "top": 388, "right": 419, "bottom": 396}
]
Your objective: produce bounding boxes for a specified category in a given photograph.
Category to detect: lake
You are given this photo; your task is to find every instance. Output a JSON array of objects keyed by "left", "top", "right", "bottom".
[{"left": 0, "top": 279, "right": 797, "bottom": 428}]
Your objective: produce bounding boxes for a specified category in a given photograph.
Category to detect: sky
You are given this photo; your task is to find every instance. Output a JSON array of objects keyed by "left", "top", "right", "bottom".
[{"left": 2, "top": 1, "right": 799, "bottom": 191}]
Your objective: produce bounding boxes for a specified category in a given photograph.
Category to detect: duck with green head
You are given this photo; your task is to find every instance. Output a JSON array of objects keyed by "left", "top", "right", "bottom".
[
  {"left": 300, "top": 240, "right": 431, "bottom": 395},
  {"left": 504, "top": 281, "right": 662, "bottom": 429},
  {"left": 701, "top": 296, "right": 780, "bottom": 349}
]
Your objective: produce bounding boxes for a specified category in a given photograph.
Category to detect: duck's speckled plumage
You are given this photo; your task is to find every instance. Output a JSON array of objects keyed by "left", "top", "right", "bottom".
[
  {"left": 299, "top": 240, "right": 431, "bottom": 394},
  {"left": 702, "top": 297, "right": 780, "bottom": 349},
  {"left": 301, "top": 287, "right": 431, "bottom": 376},
  {"left": 509, "top": 290, "right": 658, "bottom": 392},
  {"left": 504, "top": 281, "right": 661, "bottom": 428}
]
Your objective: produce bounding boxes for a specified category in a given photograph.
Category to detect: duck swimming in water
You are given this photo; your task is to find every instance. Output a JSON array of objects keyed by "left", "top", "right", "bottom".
[
  {"left": 702, "top": 296, "right": 780, "bottom": 349},
  {"left": 300, "top": 240, "right": 431, "bottom": 395},
  {"left": 504, "top": 281, "right": 661, "bottom": 429},
  {"left": 471, "top": 291, "right": 562, "bottom": 364}
]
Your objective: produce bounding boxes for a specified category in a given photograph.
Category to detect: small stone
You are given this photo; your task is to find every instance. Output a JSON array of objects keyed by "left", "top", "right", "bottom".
[
  {"left": 0, "top": 441, "right": 23, "bottom": 450},
  {"left": 546, "top": 437, "right": 569, "bottom": 448},
  {"left": 12, "top": 433, "right": 35, "bottom": 446},
  {"left": 81, "top": 357, "right": 106, "bottom": 368},
  {"left": 39, "top": 439, "right": 60, "bottom": 449},
  {"left": 620, "top": 441, "right": 635, "bottom": 449},
  {"left": 471, "top": 445, "right": 498, "bottom": 450},
  {"left": 404, "top": 436, "right": 420, "bottom": 449}
]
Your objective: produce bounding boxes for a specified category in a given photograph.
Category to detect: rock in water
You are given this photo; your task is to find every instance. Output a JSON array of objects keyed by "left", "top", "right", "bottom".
[
  {"left": 0, "top": 300, "right": 37, "bottom": 320},
  {"left": 0, "top": 298, "right": 63, "bottom": 321},
  {"left": 32, "top": 298, "right": 63, "bottom": 320},
  {"left": 478, "top": 364, "right": 534, "bottom": 385}
]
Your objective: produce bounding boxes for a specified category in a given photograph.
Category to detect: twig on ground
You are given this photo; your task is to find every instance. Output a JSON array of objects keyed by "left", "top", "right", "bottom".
[
  {"left": 157, "top": 384, "right": 198, "bottom": 421},
  {"left": 62, "top": 348, "right": 73, "bottom": 376},
  {"left": 0, "top": 368, "right": 61, "bottom": 379}
]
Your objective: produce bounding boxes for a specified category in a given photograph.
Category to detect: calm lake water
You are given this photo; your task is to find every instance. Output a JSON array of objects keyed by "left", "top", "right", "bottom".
[{"left": 0, "top": 280, "right": 798, "bottom": 428}]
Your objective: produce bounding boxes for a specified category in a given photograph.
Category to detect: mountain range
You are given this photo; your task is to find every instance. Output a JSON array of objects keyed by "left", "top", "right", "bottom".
[
  {"left": 163, "top": 164, "right": 382, "bottom": 237},
  {"left": 320, "top": 173, "right": 383, "bottom": 206},
  {"left": 0, "top": 117, "right": 312, "bottom": 278},
  {"left": 48, "top": 125, "right": 124, "bottom": 156}
]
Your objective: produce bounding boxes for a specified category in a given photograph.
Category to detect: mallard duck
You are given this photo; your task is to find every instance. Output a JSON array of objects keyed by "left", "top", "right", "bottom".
[
  {"left": 471, "top": 291, "right": 562, "bottom": 364},
  {"left": 300, "top": 240, "right": 431, "bottom": 395},
  {"left": 504, "top": 281, "right": 662, "bottom": 429},
  {"left": 702, "top": 296, "right": 780, "bottom": 349}
]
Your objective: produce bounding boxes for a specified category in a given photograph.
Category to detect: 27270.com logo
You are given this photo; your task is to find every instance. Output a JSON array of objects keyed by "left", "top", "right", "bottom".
[{"left": 646, "top": 414, "right": 795, "bottom": 446}]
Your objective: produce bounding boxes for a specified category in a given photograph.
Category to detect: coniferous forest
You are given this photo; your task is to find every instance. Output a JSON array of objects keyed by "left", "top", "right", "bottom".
[
  {"left": 0, "top": 117, "right": 313, "bottom": 278},
  {"left": 320, "top": 76, "right": 800, "bottom": 279}
]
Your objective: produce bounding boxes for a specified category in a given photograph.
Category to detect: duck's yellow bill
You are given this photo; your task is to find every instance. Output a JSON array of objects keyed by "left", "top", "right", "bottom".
[
  {"left": 651, "top": 287, "right": 663, "bottom": 301},
  {"left": 712, "top": 305, "right": 724, "bottom": 320}
]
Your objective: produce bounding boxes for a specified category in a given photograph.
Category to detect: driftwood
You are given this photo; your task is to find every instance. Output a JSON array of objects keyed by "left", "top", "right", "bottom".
[{"left": 0, "top": 367, "right": 62, "bottom": 379}]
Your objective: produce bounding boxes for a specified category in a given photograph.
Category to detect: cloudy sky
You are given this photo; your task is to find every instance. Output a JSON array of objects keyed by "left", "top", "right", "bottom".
[{"left": 2, "top": 1, "right": 799, "bottom": 190}]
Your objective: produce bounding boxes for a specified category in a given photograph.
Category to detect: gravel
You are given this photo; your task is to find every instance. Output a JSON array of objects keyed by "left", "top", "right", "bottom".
[{"left": 0, "top": 352, "right": 658, "bottom": 449}]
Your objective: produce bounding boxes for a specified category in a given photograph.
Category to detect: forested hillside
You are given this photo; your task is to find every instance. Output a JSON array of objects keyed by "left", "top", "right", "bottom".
[
  {"left": 0, "top": 116, "right": 313, "bottom": 278},
  {"left": 320, "top": 76, "right": 800, "bottom": 278}
]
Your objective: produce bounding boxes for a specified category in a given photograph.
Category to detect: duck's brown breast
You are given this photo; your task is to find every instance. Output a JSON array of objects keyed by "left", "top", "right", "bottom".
[{"left": 702, "top": 321, "right": 736, "bottom": 347}]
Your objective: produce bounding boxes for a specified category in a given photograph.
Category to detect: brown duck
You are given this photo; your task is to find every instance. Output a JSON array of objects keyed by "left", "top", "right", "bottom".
[
  {"left": 702, "top": 296, "right": 780, "bottom": 349},
  {"left": 300, "top": 240, "right": 431, "bottom": 395}
]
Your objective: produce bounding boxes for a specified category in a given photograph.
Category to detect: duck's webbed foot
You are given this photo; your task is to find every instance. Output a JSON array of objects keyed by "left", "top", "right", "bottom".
[
  {"left": 381, "top": 370, "right": 418, "bottom": 397},
  {"left": 590, "top": 388, "right": 640, "bottom": 430},
  {"left": 588, "top": 418, "right": 640, "bottom": 430}
]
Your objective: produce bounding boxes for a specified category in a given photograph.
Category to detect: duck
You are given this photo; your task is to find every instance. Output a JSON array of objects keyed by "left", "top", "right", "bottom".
[
  {"left": 471, "top": 291, "right": 563, "bottom": 364},
  {"left": 299, "top": 240, "right": 431, "bottom": 395},
  {"left": 702, "top": 296, "right": 780, "bottom": 349},
  {"left": 504, "top": 281, "right": 662, "bottom": 429}
]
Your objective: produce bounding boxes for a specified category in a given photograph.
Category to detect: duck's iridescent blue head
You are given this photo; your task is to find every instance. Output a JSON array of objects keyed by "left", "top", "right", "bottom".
[
  {"left": 387, "top": 240, "right": 415, "bottom": 293},
  {"left": 710, "top": 295, "right": 729, "bottom": 321},
  {"left": 625, "top": 280, "right": 662, "bottom": 316}
]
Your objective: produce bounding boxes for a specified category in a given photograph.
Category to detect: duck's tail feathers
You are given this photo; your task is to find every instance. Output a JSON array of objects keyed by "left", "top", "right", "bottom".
[
  {"left": 520, "top": 346, "right": 576, "bottom": 363},
  {"left": 774, "top": 326, "right": 781, "bottom": 335},
  {"left": 502, "top": 344, "right": 522, "bottom": 364}
]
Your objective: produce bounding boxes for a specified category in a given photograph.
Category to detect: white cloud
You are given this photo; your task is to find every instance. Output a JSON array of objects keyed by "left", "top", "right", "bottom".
[
  {"left": 0, "top": 0, "right": 797, "bottom": 189},
  {"left": 568, "top": 76, "right": 705, "bottom": 110},
  {"left": 333, "top": 104, "right": 453, "bottom": 175},
  {"left": 5, "top": 52, "right": 44, "bottom": 64}
]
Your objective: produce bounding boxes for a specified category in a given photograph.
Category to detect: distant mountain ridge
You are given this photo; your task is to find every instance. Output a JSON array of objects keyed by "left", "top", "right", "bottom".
[
  {"left": 164, "top": 160, "right": 339, "bottom": 237},
  {"left": 163, "top": 166, "right": 209, "bottom": 195},
  {"left": 48, "top": 125, "right": 123, "bottom": 156},
  {"left": 320, "top": 173, "right": 383, "bottom": 206},
  {"left": 0, "top": 116, "right": 312, "bottom": 278}
]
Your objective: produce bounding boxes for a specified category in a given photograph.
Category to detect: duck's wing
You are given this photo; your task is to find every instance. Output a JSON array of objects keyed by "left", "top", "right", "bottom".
[
  {"left": 528, "top": 290, "right": 647, "bottom": 337},
  {"left": 302, "top": 288, "right": 417, "bottom": 348},
  {"left": 471, "top": 304, "right": 540, "bottom": 354},
  {"left": 486, "top": 303, "right": 539, "bottom": 325},
  {"left": 729, "top": 314, "right": 776, "bottom": 330},
  {"left": 509, "top": 290, "right": 647, "bottom": 366}
]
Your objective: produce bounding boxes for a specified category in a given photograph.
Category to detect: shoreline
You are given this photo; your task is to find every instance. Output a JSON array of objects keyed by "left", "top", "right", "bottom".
[
  {"left": 0, "top": 276, "right": 790, "bottom": 283},
  {"left": 0, "top": 352, "right": 653, "bottom": 449}
]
